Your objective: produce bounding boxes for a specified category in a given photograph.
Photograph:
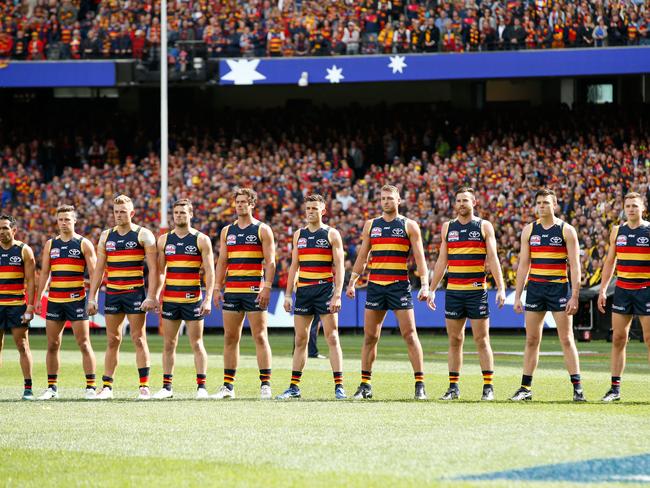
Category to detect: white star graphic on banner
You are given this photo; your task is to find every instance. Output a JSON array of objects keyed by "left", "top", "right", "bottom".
[
  {"left": 388, "top": 55, "right": 407, "bottom": 74},
  {"left": 325, "top": 65, "right": 344, "bottom": 83},
  {"left": 220, "top": 59, "right": 266, "bottom": 85}
]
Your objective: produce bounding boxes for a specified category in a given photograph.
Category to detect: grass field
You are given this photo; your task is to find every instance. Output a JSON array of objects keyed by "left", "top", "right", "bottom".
[{"left": 1, "top": 331, "right": 649, "bottom": 487}]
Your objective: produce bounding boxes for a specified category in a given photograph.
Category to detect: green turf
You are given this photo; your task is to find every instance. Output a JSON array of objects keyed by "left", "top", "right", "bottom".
[{"left": 0, "top": 332, "right": 649, "bottom": 487}]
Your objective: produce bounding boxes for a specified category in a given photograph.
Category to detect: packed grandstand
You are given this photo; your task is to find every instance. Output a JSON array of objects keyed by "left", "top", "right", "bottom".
[{"left": 0, "top": 0, "right": 648, "bottom": 62}]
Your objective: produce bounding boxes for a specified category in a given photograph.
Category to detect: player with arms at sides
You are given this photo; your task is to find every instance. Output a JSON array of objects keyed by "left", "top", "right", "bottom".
[
  {"left": 277, "top": 194, "right": 346, "bottom": 400},
  {"left": 0, "top": 215, "right": 36, "bottom": 400},
  {"left": 152, "top": 199, "right": 215, "bottom": 400},
  {"left": 35, "top": 205, "right": 98, "bottom": 400},
  {"left": 88, "top": 195, "right": 159, "bottom": 400},
  {"left": 212, "top": 188, "right": 275, "bottom": 400},
  {"left": 427, "top": 188, "right": 506, "bottom": 401},
  {"left": 511, "top": 188, "right": 585, "bottom": 402},
  {"left": 346, "top": 184, "right": 429, "bottom": 400},
  {"left": 598, "top": 192, "right": 650, "bottom": 402}
]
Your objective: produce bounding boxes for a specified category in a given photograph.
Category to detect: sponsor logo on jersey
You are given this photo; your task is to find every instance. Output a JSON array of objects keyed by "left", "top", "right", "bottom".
[
  {"left": 316, "top": 239, "right": 329, "bottom": 248},
  {"left": 468, "top": 231, "right": 481, "bottom": 240},
  {"left": 550, "top": 236, "right": 563, "bottom": 245},
  {"left": 185, "top": 245, "right": 198, "bottom": 254},
  {"left": 637, "top": 236, "right": 649, "bottom": 245},
  {"left": 616, "top": 235, "right": 628, "bottom": 246},
  {"left": 448, "top": 230, "right": 460, "bottom": 241},
  {"left": 245, "top": 234, "right": 258, "bottom": 243},
  {"left": 50, "top": 248, "right": 60, "bottom": 259},
  {"left": 9, "top": 256, "right": 22, "bottom": 264},
  {"left": 165, "top": 244, "right": 176, "bottom": 255},
  {"left": 185, "top": 293, "right": 196, "bottom": 299},
  {"left": 68, "top": 248, "right": 81, "bottom": 257},
  {"left": 106, "top": 241, "right": 116, "bottom": 252},
  {"left": 125, "top": 241, "right": 138, "bottom": 249},
  {"left": 226, "top": 234, "right": 237, "bottom": 245},
  {"left": 297, "top": 237, "right": 308, "bottom": 249},
  {"left": 530, "top": 235, "right": 541, "bottom": 246},
  {"left": 371, "top": 227, "right": 382, "bottom": 238},
  {"left": 392, "top": 227, "right": 405, "bottom": 237}
]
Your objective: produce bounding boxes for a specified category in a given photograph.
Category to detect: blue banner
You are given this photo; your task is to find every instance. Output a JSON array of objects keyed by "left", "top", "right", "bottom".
[
  {"left": 219, "top": 47, "right": 650, "bottom": 86},
  {"left": 0, "top": 61, "right": 115, "bottom": 87}
]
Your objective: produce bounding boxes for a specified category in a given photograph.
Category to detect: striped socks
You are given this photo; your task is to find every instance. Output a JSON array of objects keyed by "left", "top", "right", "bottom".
[
  {"left": 162, "top": 374, "right": 173, "bottom": 391},
  {"left": 48, "top": 374, "right": 58, "bottom": 392},
  {"left": 448, "top": 372, "right": 460, "bottom": 390},
  {"left": 196, "top": 374, "right": 207, "bottom": 389},
  {"left": 86, "top": 374, "right": 96, "bottom": 390},
  {"left": 138, "top": 367, "right": 150, "bottom": 388},
  {"left": 611, "top": 376, "right": 621, "bottom": 393},
  {"left": 414, "top": 371, "right": 424, "bottom": 386},
  {"left": 259, "top": 369, "right": 271, "bottom": 386},
  {"left": 102, "top": 375, "right": 113, "bottom": 390},
  {"left": 223, "top": 369, "right": 236, "bottom": 390},
  {"left": 290, "top": 370, "right": 302, "bottom": 389},
  {"left": 361, "top": 370, "right": 371, "bottom": 385}
]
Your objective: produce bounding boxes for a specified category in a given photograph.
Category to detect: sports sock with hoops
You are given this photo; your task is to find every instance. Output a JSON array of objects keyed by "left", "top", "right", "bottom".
[
  {"left": 223, "top": 369, "right": 236, "bottom": 390},
  {"left": 24, "top": 378, "right": 32, "bottom": 391},
  {"left": 333, "top": 371, "right": 343, "bottom": 387},
  {"left": 290, "top": 370, "right": 302, "bottom": 389},
  {"left": 361, "top": 370, "right": 372, "bottom": 385},
  {"left": 162, "top": 374, "right": 173, "bottom": 391},
  {"left": 570, "top": 374, "right": 582, "bottom": 391},
  {"left": 86, "top": 374, "right": 96, "bottom": 390},
  {"left": 47, "top": 374, "right": 58, "bottom": 392},
  {"left": 482, "top": 370, "right": 494, "bottom": 389},
  {"left": 102, "top": 375, "right": 113, "bottom": 390},
  {"left": 521, "top": 374, "right": 533, "bottom": 390},
  {"left": 196, "top": 374, "right": 207, "bottom": 389},
  {"left": 259, "top": 369, "right": 271, "bottom": 386},
  {"left": 611, "top": 376, "right": 621, "bottom": 393},
  {"left": 414, "top": 371, "right": 424, "bottom": 386},
  {"left": 448, "top": 372, "right": 460, "bottom": 389},
  {"left": 138, "top": 367, "right": 150, "bottom": 388}
]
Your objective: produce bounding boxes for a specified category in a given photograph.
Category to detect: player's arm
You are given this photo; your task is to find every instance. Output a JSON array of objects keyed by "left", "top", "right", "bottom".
[
  {"left": 597, "top": 226, "right": 619, "bottom": 313},
  {"left": 82, "top": 237, "right": 97, "bottom": 286},
  {"left": 484, "top": 220, "right": 506, "bottom": 308},
  {"left": 34, "top": 239, "right": 52, "bottom": 314},
  {"left": 198, "top": 233, "right": 215, "bottom": 316},
  {"left": 213, "top": 225, "right": 229, "bottom": 308},
  {"left": 329, "top": 228, "right": 345, "bottom": 313},
  {"left": 153, "top": 234, "right": 168, "bottom": 300},
  {"left": 88, "top": 230, "right": 109, "bottom": 314},
  {"left": 22, "top": 245, "right": 36, "bottom": 323},
  {"left": 258, "top": 223, "right": 276, "bottom": 309},
  {"left": 514, "top": 223, "right": 533, "bottom": 313},
  {"left": 427, "top": 221, "right": 449, "bottom": 310},
  {"left": 564, "top": 224, "right": 581, "bottom": 315},
  {"left": 284, "top": 230, "right": 300, "bottom": 312},
  {"left": 140, "top": 227, "right": 159, "bottom": 312},
  {"left": 407, "top": 218, "right": 429, "bottom": 301},
  {"left": 346, "top": 219, "right": 372, "bottom": 298}
]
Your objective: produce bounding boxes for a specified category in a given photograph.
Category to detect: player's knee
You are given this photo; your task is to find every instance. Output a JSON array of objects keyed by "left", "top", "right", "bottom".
[
  {"left": 130, "top": 331, "right": 147, "bottom": 349},
  {"left": 77, "top": 339, "right": 93, "bottom": 354},
  {"left": 107, "top": 333, "right": 122, "bottom": 349},
  {"left": 294, "top": 333, "right": 308, "bottom": 349},
  {"left": 16, "top": 339, "right": 29, "bottom": 355},
  {"left": 473, "top": 333, "right": 489, "bottom": 350},
  {"left": 525, "top": 335, "right": 541, "bottom": 349},
  {"left": 190, "top": 339, "right": 205, "bottom": 354},
  {"left": 612, "top": 332, "right": 628, "bottom": 350},
  {"left": 449, "top": 333, "right": 464, "bottom": 349},
  {"left": 224, "top": 332, "right": 240, "bottom": 347},
  {"left": 163, "top": 338, "right": 177, "bottom": 353},
  {"left": 558, "top": 334, "right": 574, "bottom": 349},
  {"left": 252, "top": 330, "right": 268, "bottom": 346},
  {"left": 46, "top": 338, "right": 61, "bottom": 354},
  {"left": 402, "top": 329, "right": 419, "bottom": 346},
  {"left": 364, "top": 332, "right": 380, "bottom": 346},
  {"left": 325, "top": 330, "right": 340, "bottom": 348}
]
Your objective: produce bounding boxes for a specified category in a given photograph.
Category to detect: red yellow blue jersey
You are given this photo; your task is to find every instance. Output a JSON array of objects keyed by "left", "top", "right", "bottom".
[
  {"left": 48, "top": 236, "right": 86, "bottom": 303},
  {"left": 528, "top": 220, "right": 568, "bottom": 284},
  {"left": 297, "top": 226, "right": 333, "bottom": 288},
  {"left": 225, "top": 221, "right": 264, "bottom": 294},
  {"left": 368, "top": 216, "right": 410, "bottom": 286},
  {"left": 163, "top": 230, "right": 203, "bottom": 303},
  {"left": 615, "top": 222, "right": 650, "bottom": 290},
  {"left": 445, "top": 217, "right": 487, "bottom": 291},
  {"left": 105, "top": 226, "right": 146, "bottom": 295},
  {"left": 0, "top": 242, "right": 26, "bottom": 306}
]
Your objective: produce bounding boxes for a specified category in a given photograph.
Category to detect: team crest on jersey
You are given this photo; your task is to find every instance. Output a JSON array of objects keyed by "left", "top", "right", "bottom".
[
  {"left": 616, "top": 235, "right": 627, "bottom": 246},
  {"left": 227, "top": 234, "right": 237, "bottom": 245},
  {"left": 106, "top": 241, "right": 116, "bottom": 252},
  {"left": 316, "top": 239, "right": 329, "bottom": 248},
  {"left": 530, "top": 235, "right": 541, "bottom": 246},
  {"left": 392, "top": 227, "right": 405, "bottom": 237},
  {"left": 245, "top": 234, "right": 258, "bottom": 243},
  {"left": 550, "top": 236, "right": 563, "bottom": 245},
  {"left": 297, "top": 238, "right": 308, "bottom": 249},
  {"left": 68, "top": 248, "right": 81, "bottom": 257},
  {"left": 125, "top": 241, "right": 138, "bottom": 249},
  {"left": 448, "top": 231, "right": 459, "bottom": 242},
  {"left": 371, "top": 227, "right": 382, "bottom": 238},
  {"left": 637, "top": 237, "right": 649, "bottom": 246},
  {"left": 165, "top": 244, "right": 176, "bottom": 255},
  {"left": 50, "top": 248, "right": 60, "bottom": 259},
  {"left": 468, "top": 231, "right": 481, "bottom": 240},
  {"left": 185, "top": 245, "right": 198, "bottom": 255}
]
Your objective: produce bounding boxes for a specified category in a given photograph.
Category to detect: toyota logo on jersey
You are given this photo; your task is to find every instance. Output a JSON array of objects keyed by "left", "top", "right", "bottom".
[
  {"left": 637, "top": 237, "right": 649, "bottom": 245},
  {"left": 392, "top": 228, "right": 405, "bottom": 237},
  {"left": 469, "top": 231, "right": 481, "bottom": 240},
  {"left": 125, "top": 241, "right": 138, "bottom": 249},
  {"left": 9, "top": 256, "right": 22, "bottom": 264},
  {"left": 550, "top": 236, "right": 563, "bottom": 245},
  {"left": 316, "top": 239, "right": 329, "bottom": 248},
  {"left": 68, "top": 248, "right": 81, "bottom": 257},
  {"left": 245, "top": 234, "right": 258, "bottom": 243},
  {"left": 185, "top": 245, "right": 198, "bottom": 254}
]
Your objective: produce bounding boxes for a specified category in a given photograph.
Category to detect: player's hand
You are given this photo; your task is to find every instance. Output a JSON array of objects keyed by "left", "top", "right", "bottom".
[
  {"left": 597, "top": 291, "right": 607, "bottom": 314},
  {"left": 417, "top": 287, "right": 429, "bottom": 302},
  {"left": 496, "top": 289, "right": 506, "bottom": 309},
  {"left": 87, "top": 299, "right": 98, "bottom": 316},
  {"left": 566, "top": 295, "right": 579, "bottom": 315},
  {"left": 284, "top": 295, "right": 293, "bottom": 313},
  {"left": 140, "top": 297, "right": 158, "bottom": 312},
  {"left": 34, "top": 300, "right": 42, "bottom": 315},
  {"left": 213, "top": 290, "right": 224, "bottom": 309},
  {"left": 199, "top": 298, "right": 212, "bottom": 317},
  {"left": 345, "top": 285, "right": 356, "bottom": 299},
  {"left": 514, "top": 298, "right": 523, "bottom": 314},
  {"left": 22, "top": 305, "right": 34, "bottom": 324},
  {"left": 257, "top": 287, "right": 271, "bottom": 309},
  {"left": 329, "top": 293, "right": 342, "bottom": 314},
  {"left": 427, "top": 291, "right": 436, "bottom": 311}
]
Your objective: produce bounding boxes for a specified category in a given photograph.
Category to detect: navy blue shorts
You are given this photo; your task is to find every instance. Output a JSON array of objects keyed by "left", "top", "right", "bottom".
[
  {"left": 46, "top": 297, "right": 88, "bottom": 322},
  {"left": 223, "top": 292, "right": 265, "bottom": 313},
  {"left": 162, "top": 301, "right": 203, "bottom": 321},
  {"left": 104, "top": 289, "right": 146, "bottom": 315},
  {"left": 294, "top": 282, "right": 333, "bottom": 316},
  {"left": 365, "top": 281, "right": 413, "bottom": 311},
  {"left": 445, "top": 289, "right": 489, "bottom": 320},
  {"left": 612, "top": 286, "right": 650, "bottom": 316},
  {"left": 0, "top": 304, "right": 27, "bottom": 330},
  {"left": 525, "top": 281, "right": 570, "bottom": 312}
]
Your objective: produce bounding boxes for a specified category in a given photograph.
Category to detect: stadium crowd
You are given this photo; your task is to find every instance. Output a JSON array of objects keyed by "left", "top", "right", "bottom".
[
  {"left": 0, "top": 0, "right": 648, "bottom": 62},
  {"left": 1, "top": 104, "right": 648, "bottom": 290}
]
